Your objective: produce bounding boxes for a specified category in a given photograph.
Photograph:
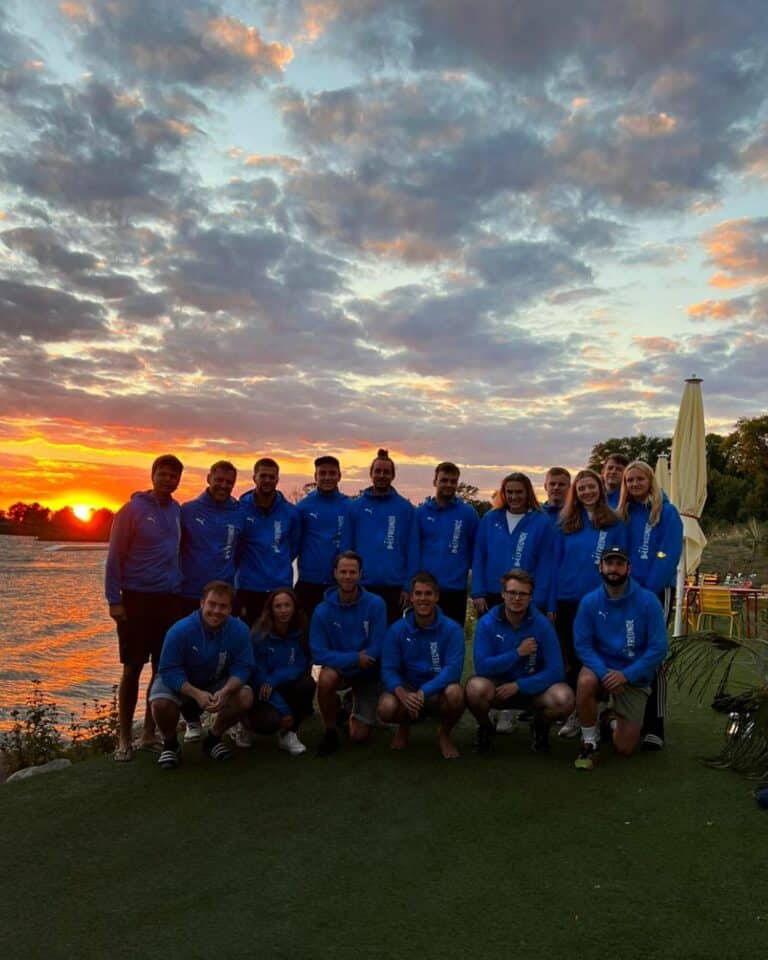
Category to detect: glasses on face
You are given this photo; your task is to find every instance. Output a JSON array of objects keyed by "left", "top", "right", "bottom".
[{"left": 503, "top": 590, "right": 531, "bottom": 599}]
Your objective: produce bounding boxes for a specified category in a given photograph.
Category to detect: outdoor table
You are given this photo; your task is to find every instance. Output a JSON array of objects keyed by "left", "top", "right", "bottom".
[{"left": 682, "top": 585, "right": 765, "bottom": 637}]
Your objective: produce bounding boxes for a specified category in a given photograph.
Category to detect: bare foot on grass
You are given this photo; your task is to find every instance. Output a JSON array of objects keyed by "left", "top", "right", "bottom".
[
  {"left": 390, "top": 724, "right": 410, "bottom": 750},
  {"left": 438, "top": 726, "right": 460, "bottom": 759}
]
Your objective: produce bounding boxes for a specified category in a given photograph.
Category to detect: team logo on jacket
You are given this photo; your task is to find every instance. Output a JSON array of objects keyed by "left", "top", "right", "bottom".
[
  {"left": 429, "top": 641, "right": 441, "bottom": 673},
  {"left": 592, "top": 530, "right": 608, "bottom": 564},
  {"left": 625, "top": 620, "right": 636, "bottom": 657},
  {"left": 450, "top": 520, "right": 462, "bottom": 555},
  {"left": 385, "top": 516, "right": 396, "bottom": 551},
  {"left": 195, "top": 517, "right": 206, "bottom": 526},
  {"left": 640, "top": 523, "right": 652, "bottom": 560},
  {"left": 272, "top": 520, "right": 282, "bottom": 553},
  {"left": 513, "top": 532, "right": 527, "bottom": 566}
]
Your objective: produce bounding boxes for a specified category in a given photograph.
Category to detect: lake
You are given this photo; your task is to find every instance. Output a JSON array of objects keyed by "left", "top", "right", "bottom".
[{"left": 0, "top": 536, "right": 125, "bottom": 730}]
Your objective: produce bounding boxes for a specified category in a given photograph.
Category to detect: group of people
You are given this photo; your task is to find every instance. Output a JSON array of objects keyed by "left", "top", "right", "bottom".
[{"left": 105, "top": 449, "right": 681, "bottom": 769}]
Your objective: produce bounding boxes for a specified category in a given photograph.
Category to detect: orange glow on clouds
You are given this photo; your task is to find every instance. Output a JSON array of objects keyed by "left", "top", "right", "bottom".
[{"left": 206, "top": 16, "right": 294, "bottom": 71}]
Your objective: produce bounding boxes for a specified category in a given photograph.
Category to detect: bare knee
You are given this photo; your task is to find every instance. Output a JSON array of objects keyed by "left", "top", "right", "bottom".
[
  {"left": 465, "top": 676, "right": 493, "bottom": 708},
  {"left": 349, "top": 719, "right": 373, "bottom": 742},
  {"left": 317, "top": 668, "right": 341, "bottom": 694},
  {"left": 441, "top": 684, "right": 465, "bottom": 713},
  {"left": 377, "top": 692, "right": 399, "bottom": 723}
]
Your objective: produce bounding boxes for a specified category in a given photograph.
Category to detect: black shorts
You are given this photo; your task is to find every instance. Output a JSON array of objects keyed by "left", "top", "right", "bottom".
[{"left": 117, "top": 591, "right": 182, "bottom": 666}]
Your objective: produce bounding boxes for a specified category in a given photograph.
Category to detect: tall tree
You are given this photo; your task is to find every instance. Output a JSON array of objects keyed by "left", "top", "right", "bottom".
[{"left": 588, "top": 435, "right": 671, "bottom": 472}]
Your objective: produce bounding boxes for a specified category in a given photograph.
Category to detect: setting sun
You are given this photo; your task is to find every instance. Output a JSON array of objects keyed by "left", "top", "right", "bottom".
[{"left": 72, "top": 504, "right": 94, "bottom": 522}]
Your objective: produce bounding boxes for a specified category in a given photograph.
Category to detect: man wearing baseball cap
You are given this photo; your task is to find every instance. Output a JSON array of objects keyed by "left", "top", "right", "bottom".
[{"left": 571, "top": 546, "right": 668, "bottom": 769}]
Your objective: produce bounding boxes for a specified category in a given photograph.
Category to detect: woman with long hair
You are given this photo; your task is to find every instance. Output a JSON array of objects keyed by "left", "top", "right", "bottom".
[
  {"left": 551, "top": 469, "right": 625, "bottom": 738},
  {"left": 471, "top": 471, "right": 554, "bottom": 615},
  {"left": 245, "top": 587, "right": 316, "bottom": 755},
  {"left": 618, "top": 460, "right": 683, "bottom": 749}
]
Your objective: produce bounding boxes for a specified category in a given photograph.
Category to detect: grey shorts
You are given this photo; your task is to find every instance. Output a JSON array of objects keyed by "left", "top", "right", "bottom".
[
  {"left": 609, "top": 684, "right": 651, "bottom": 725},
  {"left": 148, "top": 675, "right": 248, "bottom": 707},
  {"left": 345, "top": 673, "right": 383, "bottom": 727}
]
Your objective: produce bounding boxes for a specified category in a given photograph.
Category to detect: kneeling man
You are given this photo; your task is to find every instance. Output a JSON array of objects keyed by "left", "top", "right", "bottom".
[
  {"left": 572, "top": 547, "right": 668, "bottom": 770},
  {"left": 378, "top": 571, "right": 465, "bottom": 759},
  {"left": 150, "top": 581, "right": 254, "bottom": 768},
  {"left": 466, "top": 569, "right": 573, "bottom": 753}
]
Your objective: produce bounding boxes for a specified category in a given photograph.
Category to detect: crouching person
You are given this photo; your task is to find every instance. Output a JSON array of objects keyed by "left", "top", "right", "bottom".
[
  {"left": 572, "top": 547, "right": 668, "bottom": 770},
  {"left": 466, "top": 569, "right": 573, "bottom": 754},
  {"left": 149, "top": 581, "right": 254, "bottom": 768},
  {"left": 377, "top": 571, "right": 465, "bottom": 759},
  {"left": 247, "top": 588, "right": 316, "bottom": 755}
]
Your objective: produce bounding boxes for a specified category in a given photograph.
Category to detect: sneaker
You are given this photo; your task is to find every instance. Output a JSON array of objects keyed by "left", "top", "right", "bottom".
[
  {"left": 203, "top": 733, "right": 232, "bottom": 762},
  {"left": 158, "top": 745, "right": 182, "bottom": 769},
  {"left": 230, "top": 722, "right": 254, "bottom": 749},
  {"left": 278, "top": 730, "right": 307, "bottom": 755},
  {"left": 558, "top": 711, "right": 581, "bottom": 739},
  {"left": 574, "top": 741, "right": 599, "bottom": 770},
  {"left": 184, "top": 721, "right": 203, "bottom": 743},
  {"left": 473, "top": 723, "right": 494, "bottom": 754},
  {"left": 315, "top": 728, "right": 340, "bottom": 758},
  {"left": 530, "top": 719, "right": 551, "bottom": 753},
  {"left": 641, "top": 733, "right": 664, "bottom": 751},
  {"left": 494, "top": 709, "right": 515, "bottom": 734}
]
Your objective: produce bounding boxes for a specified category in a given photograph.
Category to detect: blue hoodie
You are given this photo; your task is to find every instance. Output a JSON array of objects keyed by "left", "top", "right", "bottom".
[
  {"left": 310, "top": 586, "right": 387, "bottom": 675},
  {"left": 236, "top": 490, "right": 300, "bottom": 592},
  {"left": 573, "top": 579, "right": 668, "bottom": 686},
  {"left": 105, "top": 490, "right": 181, "bottom": 604},
  {"left": 471, "top": 508, "right": 554, "bottom": 608},
  {"left": 550, "top": 510, "right": 627, "bottom": 606},
  {"left": 541, "top": 502, "right": 562, "bottom": 525},
  {"left": 251, "top": 628, "right": 308, "bottom": 716},
  {"left": 296, "top": 488, "right": 350, "bottom": 585},
  {"left": 473, "top": 603, "right": 565, "bottom": 695},
  {"left": 343, "top": 486, "right": 419, "bottom": 590},
  {"left": 158, "top": 611, "right": 254, "bottom": 693},
  {"left": 624, "top": 498, "right": 683, "bottom": 594},
  {"left": 381, "top": 608, "right": 465, "bottom": 697},
  {"left": 606, "top": 488, "right": 621, "bottom": 510},
  {"left": 180, "top": 491, "right": 244, "bottom": 598},
  {"left": 416, "top": 496, "right": 479, "bottom": 591}
]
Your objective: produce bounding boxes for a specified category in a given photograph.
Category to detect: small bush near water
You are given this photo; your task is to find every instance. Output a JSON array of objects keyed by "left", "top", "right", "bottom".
[{"left": 0, "top": 680, "right": 118, "bottom": 775}]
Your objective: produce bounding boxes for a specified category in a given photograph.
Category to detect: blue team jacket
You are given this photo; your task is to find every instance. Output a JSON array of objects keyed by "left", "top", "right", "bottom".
[
  {"left": 473, "top": 603, "right": 565, "bottom": 695},
  {"left": 573, "top": 579, "right": 668, "bottom": 686},
  {"left": 158, "top": 611, "right": 254, "bottom": 692},
  {"left": 381, "top": 608, "right": 465, "bottom": 697},
  {"left": 236, "top": 490, "right": 299, "bottom": 592},
  {"left": 296, "top": 488, "right": 349, "bottom": 584},
  {"left": 344, "top": 486, "right": 419, "bottom": 590},
  {"left": 551, "top": 510, "right": 627, "bottom": 607},
  {"left": 471, "top": 507, "right": 554, "bottom": 607},
  {"left": 251, "top": 627, "right": 308, "bottom": 716},
  {"left": 625, "top": 498, "right": 682, "bottom": 593},
  {"left": 180, "top": 491, "right": 244, "bottom": 598},
  {"left": 416, "top": 496, "right": 479, "bottom": 591},
  {"left": 309, "top": 586, "right": 388, "bottom": 675}
]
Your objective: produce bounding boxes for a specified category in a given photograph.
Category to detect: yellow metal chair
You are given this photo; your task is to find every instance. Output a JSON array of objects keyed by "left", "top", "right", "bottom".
[{"left": 695, "top": 588, "right": 742, "bottom": 638}]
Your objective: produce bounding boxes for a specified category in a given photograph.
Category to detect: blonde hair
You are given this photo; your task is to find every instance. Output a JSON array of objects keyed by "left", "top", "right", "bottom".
[
  {"left": 496, "top": 472, "right": 541, "bottom": 512},
  {"left": 560, "top": 469, "right": 618, "bottom": 533},
  {"left": 618, "top": 460, "right": 663, "bottom": 526}
]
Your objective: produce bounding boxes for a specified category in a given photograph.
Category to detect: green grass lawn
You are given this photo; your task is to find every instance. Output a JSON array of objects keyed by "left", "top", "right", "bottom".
[{"left": 1, "top": 684, "right": 766, "bottom": 960}]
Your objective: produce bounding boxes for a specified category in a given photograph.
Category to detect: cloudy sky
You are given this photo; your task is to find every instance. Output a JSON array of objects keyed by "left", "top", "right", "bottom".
[{"left": 1, "top": 0, "right": 767, "bottom": 511}]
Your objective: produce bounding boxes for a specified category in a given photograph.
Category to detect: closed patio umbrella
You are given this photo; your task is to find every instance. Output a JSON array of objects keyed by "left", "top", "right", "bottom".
[
  {"left": 655, "top": 454, "right": 671, "bottom": 497},
  {"left": 671, "top": 376, "right": 708, "bottom": 635}
]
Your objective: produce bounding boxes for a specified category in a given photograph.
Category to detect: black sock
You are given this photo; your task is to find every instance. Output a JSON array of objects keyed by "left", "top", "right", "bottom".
[{"left": 163, "top": 736, "right": 179, "bottom": 751}]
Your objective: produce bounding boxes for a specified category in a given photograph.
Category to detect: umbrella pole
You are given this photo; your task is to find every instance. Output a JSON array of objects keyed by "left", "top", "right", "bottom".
[{"left": 673, "top": 557, "right": 686, "bottom": 636}]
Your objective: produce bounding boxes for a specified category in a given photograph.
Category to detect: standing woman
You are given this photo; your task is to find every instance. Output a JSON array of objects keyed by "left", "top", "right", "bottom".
[
  {"left": 550, "top": 470, "right": 626, "bottom": 738},
  {"left": 472, "top": 472, "right": 554, "bottom": 615},
  {"left": 619, "top": 460, "right": 682, "bottom": 749},
  {"left": 246, "top": 588, "right": 316, "bottom": 755}
]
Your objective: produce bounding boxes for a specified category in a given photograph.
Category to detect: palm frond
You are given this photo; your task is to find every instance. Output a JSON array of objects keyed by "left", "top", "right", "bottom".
[
  {"left": 703, "top": 692, "right": 768, "bottom": 778},
  {"left": 666, "top": 632, "right": 764, "bottom": 703}
]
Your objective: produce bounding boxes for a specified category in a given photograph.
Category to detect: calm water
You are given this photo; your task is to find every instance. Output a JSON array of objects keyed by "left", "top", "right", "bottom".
[{"left": 0, "top": 536, "right": 124, "bottom": 730}]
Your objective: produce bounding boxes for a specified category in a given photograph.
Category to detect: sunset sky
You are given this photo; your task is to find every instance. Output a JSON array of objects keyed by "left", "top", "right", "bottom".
[{"left": 1, "top": 1, "right": 767, "bottom": 513}]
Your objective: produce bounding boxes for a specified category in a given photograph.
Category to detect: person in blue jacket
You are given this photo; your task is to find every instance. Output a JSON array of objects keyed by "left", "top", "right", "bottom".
[
  {"left": 105, "top": 453, "right": 184, "bottom": 761},
  {"left": 310, "top": 550, "right": 388, "bottom": 757},
  {"left": 618, "top": 460, "right": 682, "bottom": 750},
  {"left": 236, "top": 457, "right": 299, "bottom": 627},
  {"left": 471, "top": 472, "right": 554, "bottom": 615},
  {"left": 466, "top": 568, "right": 572, "bottom": 754},
  {"left": 343, "top": 448, "right": 419, "bottom": 624},
  {"left": 541, "top": 466, "right": 571, "bottom": 524},
  {"left": 551, "top": 469, "right": 626, "bottom": 698},
  {"left": 377, "top": 571, "right": 466, "bottom": 759},
  {"left": 602, "top": 454, "right": 628, "bottom": 510},
  {"left": 416, "top": 461, "right": 479, "bottom": 626},
  {"left": 246, "top": 587, "right": 315, "bottom": 756},
  {"left": 295, "top": 455, "right": 350, "bottom": 620},
  {"left": 572, "top": 547, "right": 668, "bottom": 770},
  {"left": 149, "top": 581, "right": 254, "bottom": 768},
  {"left": 179, "top": 461, "right": 243, "bottom": 617}
]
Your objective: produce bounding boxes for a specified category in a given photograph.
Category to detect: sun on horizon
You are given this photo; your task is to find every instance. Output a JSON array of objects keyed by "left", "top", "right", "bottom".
[{"left": 72, "top": 504, "right": 95, "bottom": 522}]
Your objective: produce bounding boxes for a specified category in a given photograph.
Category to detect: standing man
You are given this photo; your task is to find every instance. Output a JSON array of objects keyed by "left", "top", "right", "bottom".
[
  {"left": 149, "top": 581, "right": 254, "bottom": 768},
  {"left": 295, "top": 455, "right": 350, "bottom": 621},
  {"left": 179, "top": 461, "right": 243, "bottom": 617},
  {"left": 105, "top": 454, "right": 184, "bottom": 761},
  {"left": 465, "top": 569, "right": 572, "bottom": 753},
  {"left": 541, "top": 467, "right": 571, "bottom": 524},
  {"left": 416, "top": 461, "right": 479, "bottom": 626},
  {"left": 344, "top": 448, "right": 419, "bottom": 624},
  {"left": 236, "top": 457, "right": 299, "bottom": 627},
  {"left": 602, "top": 454, "right": 628, "bottom": 509},
  {"left": 377, "top": 572, "right": 466, "bottom": 759},
  {"left": 310, "top": 551, "right": 388, "bottom": 757},
  {"left": 572, "top": 546, "right": 668, "bottom": 770}
]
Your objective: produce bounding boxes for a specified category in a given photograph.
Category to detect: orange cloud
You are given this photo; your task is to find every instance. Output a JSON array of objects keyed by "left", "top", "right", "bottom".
[
  {"left": 363, "top": 235, "right": 451, "bottom": 264},
  {"left": 702, "top": 217, "right": 768, "bottom": 288},
  {"left": 58, "top": 1, "right": 90, "bottom": 21},
  {"left": 297, "top": 1, "right": 341, "bottom": 43},
  {"left": 617, "top": 112, "right": 677, "bottom": 137},
  {"left": 631, "top": 336, "right": 678, "bottom": 354},
  {"left": 206, "top": 16, "right": 293, "bottom": 72},
  {"left": 686, "top": 299, "right": 740, "bottom": 320},
  {"left": 244, "top": 153, "right": 301, "bottom": 173}
]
